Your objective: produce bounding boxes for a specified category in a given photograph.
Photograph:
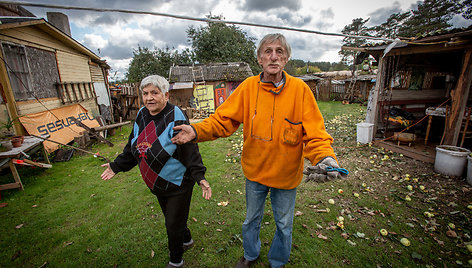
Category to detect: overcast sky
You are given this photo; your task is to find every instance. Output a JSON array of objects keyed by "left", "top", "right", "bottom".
[{"left": 18, "top": 0, "right": 472, "bottom": 80}]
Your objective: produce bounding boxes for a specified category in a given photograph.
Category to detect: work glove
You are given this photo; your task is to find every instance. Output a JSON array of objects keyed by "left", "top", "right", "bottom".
[{"left": 304, "top": 157, "right": 348, "bottom": 183}]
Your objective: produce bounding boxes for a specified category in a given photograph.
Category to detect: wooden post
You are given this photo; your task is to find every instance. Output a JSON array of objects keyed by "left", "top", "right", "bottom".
[
  {"left": 443, "top": 49, "right": 472, "bottom": 146},
  {"left": 0, "top": 58, "right": 24, "bottom": 135},
  {"left": 365, "top": 56, "right": 387, "bottom": 137}
]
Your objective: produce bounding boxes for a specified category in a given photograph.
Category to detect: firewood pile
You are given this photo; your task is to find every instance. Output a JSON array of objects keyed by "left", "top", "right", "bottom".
[
  {"left": 192, "top": 109, "right": 211, "bottom": 119},
  {"left": 180, "top": 108, "right": 210, "bottom": 119}
]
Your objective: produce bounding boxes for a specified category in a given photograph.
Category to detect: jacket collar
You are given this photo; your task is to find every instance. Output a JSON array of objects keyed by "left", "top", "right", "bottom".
[{"left": 259, "top": 71, "right": 287, "bottom": 95}]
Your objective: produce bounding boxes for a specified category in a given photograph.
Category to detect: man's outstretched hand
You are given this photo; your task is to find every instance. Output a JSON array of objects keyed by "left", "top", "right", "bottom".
[
  {"left": 304, "top": 157, "right": 347, "bottom": 183},
  {"left": 171, "top": 125, "right": 196, "bottom": 144}
]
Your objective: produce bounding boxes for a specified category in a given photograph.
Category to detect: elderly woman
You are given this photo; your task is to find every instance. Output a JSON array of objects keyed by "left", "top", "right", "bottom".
[{"left": 100, "top": 74, "right": 211, "bottom": 268}]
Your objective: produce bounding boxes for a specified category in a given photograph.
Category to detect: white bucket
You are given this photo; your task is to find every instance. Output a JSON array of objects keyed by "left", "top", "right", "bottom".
[
  {"left": 356, "top": 123, "right": 374, "bottom": 144},
  {"left": 467, "top": 155, "right": 472, "bottom": 185},
  {"left": 434, "top": 145, "right": 471, "bottom": 177}
]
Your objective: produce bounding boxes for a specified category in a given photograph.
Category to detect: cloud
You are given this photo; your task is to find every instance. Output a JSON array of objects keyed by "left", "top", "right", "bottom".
[
  {"left": 241, "top": 0, "right": 301, "bottom": 12},
  {"left": 367, "top": 1, "right": 402, "bottom": 25},
  {"left": 320, "top": 8, "right": 334, "bottom": 19},
  {"left": 276, "top": 11, "right": 312, "bottom": 27}
]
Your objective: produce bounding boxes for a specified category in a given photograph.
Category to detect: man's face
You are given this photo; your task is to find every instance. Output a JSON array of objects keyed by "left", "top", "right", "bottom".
[
  {"left": 142, "top": 84, "right": 169, "bottom": 115},
  {"left": 257, "top": 40, "right": 288, "bottom": 76}
]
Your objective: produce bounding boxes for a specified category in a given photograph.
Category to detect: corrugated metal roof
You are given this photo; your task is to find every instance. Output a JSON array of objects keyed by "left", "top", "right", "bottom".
[
  {"left": 361, "top": 26, "right": 472, "bottom": 50},
  {"left": 169, "top": 62, "right": 253, "bottom": 82}
]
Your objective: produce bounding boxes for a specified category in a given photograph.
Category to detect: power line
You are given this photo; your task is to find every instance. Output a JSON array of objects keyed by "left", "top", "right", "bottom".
[{"left": 0, "top": 0, "right": 397, "bottom": 42}]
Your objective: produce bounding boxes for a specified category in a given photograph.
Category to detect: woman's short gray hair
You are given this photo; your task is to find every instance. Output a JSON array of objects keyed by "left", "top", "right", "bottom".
[
  {"left": 257, "top": 33, "right": 291, "bottom": 59},
  {"left": 139, "top": 75, "right": 170, "bottom": 94}
]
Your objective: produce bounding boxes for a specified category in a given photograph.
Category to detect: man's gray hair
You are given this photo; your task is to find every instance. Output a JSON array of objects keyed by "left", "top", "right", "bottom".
[
  {"left": 257, "top": 33, "right": 291, "bottom": 59},
  {"left": 139, "top": 75, "right": 170, "bottom": 94}
]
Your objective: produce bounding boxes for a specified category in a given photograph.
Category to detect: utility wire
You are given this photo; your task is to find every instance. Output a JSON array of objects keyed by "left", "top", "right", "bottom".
[{"left": 0, "top": 0, "right": 397, "bottom": 42}]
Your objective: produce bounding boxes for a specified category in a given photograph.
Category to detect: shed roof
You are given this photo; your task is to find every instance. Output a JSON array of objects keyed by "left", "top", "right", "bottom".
[
  {"left": 357, "top": 27, "right": 472, "bottom": 58},
  {"left": 0, "top": 17, "right": 109, "bottom": 68},
  {"left": 169, "top": 62, "right": 253, "bottom": 82}
]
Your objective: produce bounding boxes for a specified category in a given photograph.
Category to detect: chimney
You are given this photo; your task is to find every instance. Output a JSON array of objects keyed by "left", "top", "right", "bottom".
[{"left": 47, "top": 12, "right": 71, "bottom": 36}]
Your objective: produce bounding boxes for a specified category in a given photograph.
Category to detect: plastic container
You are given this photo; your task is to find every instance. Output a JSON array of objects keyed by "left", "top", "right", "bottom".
[
  {"left": 356, "top": 123, "right": 374, "bottom": 144},
  {"left": 467, "top": 155, "right": 472, "bottom": 185},
  {"left": 434, "top": 145, "right": 471, "bottom": 177}
]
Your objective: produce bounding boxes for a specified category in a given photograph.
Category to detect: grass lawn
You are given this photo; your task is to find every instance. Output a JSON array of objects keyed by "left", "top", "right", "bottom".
[{"left": 1, "top": 101, "right": 471, "bottom": 267}]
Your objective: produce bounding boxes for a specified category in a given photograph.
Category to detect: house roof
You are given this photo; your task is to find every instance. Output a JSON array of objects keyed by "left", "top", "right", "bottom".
[
  {"left": 296, "top": 74, "right": 323, "bottom": 82},
  {"left": 0, "top": 17, "right": 109, "bottom": 68},
  {"left": 343, "top": 74, "right": 377, "bottom": 82},
  {"left": 169, "top": 62, "right": 253, "bottom": 83}
]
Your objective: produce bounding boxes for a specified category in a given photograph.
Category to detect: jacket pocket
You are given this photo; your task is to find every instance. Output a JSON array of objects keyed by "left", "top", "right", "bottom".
[{"left": 282, "top": 118, "right": 302, "bottom": 145}]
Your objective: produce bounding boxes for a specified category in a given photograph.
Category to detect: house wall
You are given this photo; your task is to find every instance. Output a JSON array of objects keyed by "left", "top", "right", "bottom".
[
  {"left": 169, "top": 88, "right": 193, "bottom": 108},
  {"left": 56, "top": 50, "right": 92, "bottom": 82},
  {"left": 0, "top": 24, "right": 100, "bottom": 123}
]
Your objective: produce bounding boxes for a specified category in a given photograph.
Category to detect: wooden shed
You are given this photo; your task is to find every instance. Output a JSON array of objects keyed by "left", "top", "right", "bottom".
[
  {"left": 168, "top": 62, "right": 253, "bottom": 113},
  {"left": 342, "top": 74, "right": 376, "bottom": 103},
  {"left": 357, "top": 28, "right": 472, "bottom": 162},
  {"left": 296, "top": 74, "right": 323, "bottom": 99},
  {"left": 0, "top": 14, "right": 110, "bottom": 137}
]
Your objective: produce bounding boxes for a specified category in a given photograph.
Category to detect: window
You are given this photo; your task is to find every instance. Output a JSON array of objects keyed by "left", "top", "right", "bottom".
[{"left": 2, "top": 42, "right": 60, "bottom": 101}]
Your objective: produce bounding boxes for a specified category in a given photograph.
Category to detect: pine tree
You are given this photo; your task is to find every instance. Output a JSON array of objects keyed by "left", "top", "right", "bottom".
[{"left": 399, "top": 0, "right": 456, "bottom": 37}]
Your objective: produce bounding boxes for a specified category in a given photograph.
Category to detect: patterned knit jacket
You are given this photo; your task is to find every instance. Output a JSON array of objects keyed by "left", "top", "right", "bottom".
[{"left": 110, "top": 103, "right": 206, "bottom": 195}]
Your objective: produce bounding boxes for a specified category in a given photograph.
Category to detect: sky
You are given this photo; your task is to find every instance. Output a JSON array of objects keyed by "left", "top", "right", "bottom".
[{"left": 17, "top": 0, "right": 472, "bottom": 80}]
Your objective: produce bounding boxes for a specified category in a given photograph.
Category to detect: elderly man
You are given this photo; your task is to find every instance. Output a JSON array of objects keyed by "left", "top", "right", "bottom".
[{"left": 172, "top": 33, "right": 343, "bottom": 268}]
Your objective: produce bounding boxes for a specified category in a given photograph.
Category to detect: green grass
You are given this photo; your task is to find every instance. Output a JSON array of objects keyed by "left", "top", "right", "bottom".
[{"left": 0, "top": 101, "right": 471, "bottom": 267}]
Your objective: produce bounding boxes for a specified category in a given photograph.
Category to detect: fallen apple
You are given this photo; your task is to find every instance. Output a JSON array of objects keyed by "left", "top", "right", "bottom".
[
  {"left": 328, "top": 199, "right": 335, "bottom": 205},
  {"left": 419, "top": 185, "right": 425, "bottom": 191},
  {"left": 338, "top": 189, "right": 344, "bottom": 194},
  {"left": 468, "top": 205, "right": 472, "bottom": 210},
  {"left": 362, "top": 183, "right": 367, "bottom": 187},
  {"left": 424, "top": 212, "right": 434, "bottom": 218},
  {"left": 380, "top": 229, "right": 388, "bottom": 236},
  {"left": 407, "top": 185, "right": 413, "bottom": 191},
  {"left": 405, "top": 195, "right": 411, "bottom": 201},
  {"left": 353, "top": 193, "right": 360, "bottom": 198},
  {"left": 467, "top": 244, "right": 472, "bottom": 252},
  {"left": 337, "top": 216, "right": 344, "bottom": 222},
  {"left": 400, "top": 238, "right": 410, "bottom": 246},
  {"left": 448, "top": 223, "right": 456, "bottom": 229}
]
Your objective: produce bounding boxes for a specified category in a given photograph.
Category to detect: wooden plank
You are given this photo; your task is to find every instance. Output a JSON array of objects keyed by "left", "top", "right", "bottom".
[
  {"left": 0, "top": 47, "right": 23, "bottom": 135},
  {"left": 8, "top": 159, "right": 23, "bottom": 190},
  {"left": 92, "top": 121, "right": 131, "bottom": 131},
  {"left": 56, "top": 83, "right": 65, "bottom": 103},
  {"left": 22, "top": 159, "right": 52, "bottom": 168},
  {"left": 64, "top": 83, "right": 72, "bottom": 103},
  {"left": 0, "top": 182, "right": 21, "bottom": 190},
  {"left": 444, "top": 49, "right": 472, "bottom": 145},
  {"left": 69, "top": 117, "right": 114, "bottom": 147},
  {"left": 374, "top": 140, "right": 435, "bottom": 163},
  {"left": 71, "top": 83, "right": 79, "bottom": 102},
  {"left": 77, "top": 83, "right": 84, "bottom": 101}
]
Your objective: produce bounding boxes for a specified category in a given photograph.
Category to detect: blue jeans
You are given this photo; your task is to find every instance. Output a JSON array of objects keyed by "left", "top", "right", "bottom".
[{"left": 242, "top": 179, "right": 297, "bottom": 268}]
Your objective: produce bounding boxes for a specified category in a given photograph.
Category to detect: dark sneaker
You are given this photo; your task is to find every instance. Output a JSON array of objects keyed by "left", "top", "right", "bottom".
[
  {"left": 183, "top": 239, "right": 194, "bottom": 251},
  {"left": 166, "top": 260, "right": 184, "bottom": 268},
  {"left": 235, "top": 256, "right": 259, "bottom": 268}
]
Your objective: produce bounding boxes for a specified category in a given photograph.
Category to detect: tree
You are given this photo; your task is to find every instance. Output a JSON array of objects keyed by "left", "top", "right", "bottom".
[
  {"left": 370, "top": 12, "right": 411, "bottom": 39},
  {"left": 126, "top": 46, "right": 193, "bottom": 83},
  {"left": 398, "top": 0, "right": 456, "bottom": 37},
  {"left": 187, "top": 15, "right": 260, "bottom": 73},
  {"left": 126, "top": 46, "right": 160, "bottom": 83},
  {"left": 459, "top": 0, "right": 472, "bottom": 20},
  {"left": 338, "top": 18, "right": 370, "bottom": 75}
]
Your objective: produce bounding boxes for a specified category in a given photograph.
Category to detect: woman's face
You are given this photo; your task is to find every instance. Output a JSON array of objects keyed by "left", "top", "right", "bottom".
[{"left": 142, "top": 84, "right": 169, "bottom": 115}]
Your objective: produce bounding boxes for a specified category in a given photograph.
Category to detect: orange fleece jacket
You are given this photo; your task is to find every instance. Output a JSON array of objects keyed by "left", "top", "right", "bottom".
[{"left": 193, "top": 72, "right": 336, "bottom": 189}]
